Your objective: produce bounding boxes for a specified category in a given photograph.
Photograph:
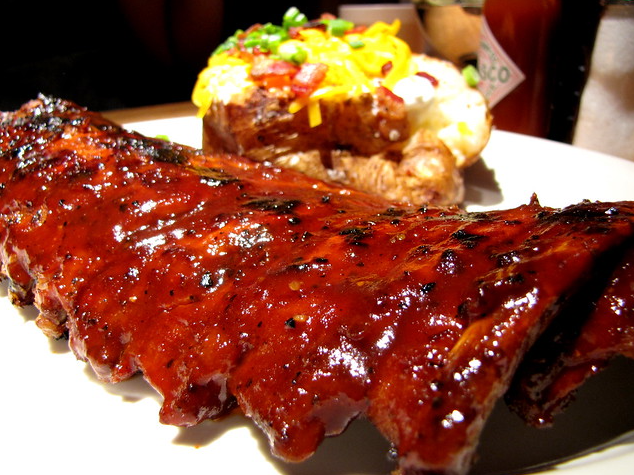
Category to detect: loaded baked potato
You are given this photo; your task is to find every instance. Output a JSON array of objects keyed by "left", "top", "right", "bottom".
[{"left": 192, "top": 8, "right": 491, "bottom": 205}]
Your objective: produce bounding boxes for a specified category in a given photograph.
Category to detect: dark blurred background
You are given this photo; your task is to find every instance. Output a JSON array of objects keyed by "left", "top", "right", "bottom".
[{"left": 1, "top": 0, "right": 389, "bottom": 112}]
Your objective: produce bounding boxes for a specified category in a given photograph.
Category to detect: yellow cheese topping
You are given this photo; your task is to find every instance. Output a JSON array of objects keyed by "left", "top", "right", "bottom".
[
  {"left": 192, "top": 18, "right": 417, "bottom": 126},
  {"left": 192, "top": 55, "right": 252, "bottom": 118}
]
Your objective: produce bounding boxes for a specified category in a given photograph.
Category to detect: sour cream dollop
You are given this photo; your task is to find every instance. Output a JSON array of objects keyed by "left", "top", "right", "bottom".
[{"left": 392, "top": 74, "right": 436, "bottom": 112}]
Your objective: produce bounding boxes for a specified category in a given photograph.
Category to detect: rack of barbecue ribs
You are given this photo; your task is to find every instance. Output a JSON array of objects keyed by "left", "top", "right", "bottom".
[{"left": 0, "top": 96, "right": 633, "bottom": 475}]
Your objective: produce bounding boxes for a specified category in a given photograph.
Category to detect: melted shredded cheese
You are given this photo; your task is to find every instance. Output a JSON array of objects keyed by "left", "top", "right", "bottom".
[
  {"left": 192, "top": 55, "right": 253, "bottom": 118},
  {"left": 192, "top": 20, "right": 417, "bottom": 124}
]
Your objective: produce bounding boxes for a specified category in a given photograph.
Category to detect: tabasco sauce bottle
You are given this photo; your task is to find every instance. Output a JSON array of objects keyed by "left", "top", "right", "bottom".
[{"left": 477, "top": 0, "right": 562, "bottom": 137}]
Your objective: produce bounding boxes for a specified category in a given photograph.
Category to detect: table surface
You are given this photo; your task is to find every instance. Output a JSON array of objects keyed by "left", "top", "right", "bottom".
[{"left": 102, "top": 102, "right": 197, "bottom": 125}]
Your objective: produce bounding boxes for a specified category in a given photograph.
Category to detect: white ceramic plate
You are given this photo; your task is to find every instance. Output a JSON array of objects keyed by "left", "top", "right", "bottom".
[{"left": 1, "top": 118, "right": 633, "bottom": 475}]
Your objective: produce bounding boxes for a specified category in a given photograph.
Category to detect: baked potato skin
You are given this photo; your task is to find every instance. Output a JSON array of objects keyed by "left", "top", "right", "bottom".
[
  {"left": 202, "top": 90, "right": 462, "bottom": 205},
  {"left": 332, "top": 129, "right": 464, "bottom": 205},
  {"left": 202, "top": 86, "right": 410, "bottom": 162}
]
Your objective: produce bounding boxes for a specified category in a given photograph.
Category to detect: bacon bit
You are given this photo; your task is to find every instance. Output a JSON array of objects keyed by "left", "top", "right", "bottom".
[
  {"left": 349, "top": 25, "right": 368, "bottom": 34},
  {"left": 376, "top": 85, "right": 405, "bottom": 105},
  {"left": 319, "top": 13, "right": 337, "bottom": 20},
  {"left": 291, "top": 63, "right": 329, "bottom": 97},
  {"left": 382, "top": 61, "right": 393, "bottom": 76},
  {"left": 235, "top": 49, "right": 255, "bottom": 63},
  {"left": 303, "top": 20, "right": 328, "bottom": 31},
  {"left": 223, "top": 46, "right": 239, "bottom": 56},
  {"left": 288, "top": 26, "right": 303, "bottom": 39},
  {"left": 261, "top": 75, "right": 292, "bottom": 90},
  {"left": 416, "top": 71, "right": 439, "bottom": 87},
  {"left": 251, "top": 57, "right": 299, "bottom": 78},
  {"left": 250, "top": 56, "right": 299, "bottom": 89},
  {"left": 244, "top": 23, "right": 263, "bottom": 35}
]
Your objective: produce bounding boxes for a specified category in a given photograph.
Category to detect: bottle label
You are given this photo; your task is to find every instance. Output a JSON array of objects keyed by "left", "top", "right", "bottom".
[{"left": 477, "top": 18, "right": 526, "bottom": 108}]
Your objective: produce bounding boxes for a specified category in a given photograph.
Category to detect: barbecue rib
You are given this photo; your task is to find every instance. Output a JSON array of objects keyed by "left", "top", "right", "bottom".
[
  {"left": 1, "top": 96, "right": 633, "bottom": 475},
  {"left": 506, "top": 245, "right": 634, "bottom": 427}
]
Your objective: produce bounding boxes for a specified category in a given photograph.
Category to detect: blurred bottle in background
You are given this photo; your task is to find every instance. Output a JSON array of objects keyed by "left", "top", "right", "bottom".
[
  {"left": 548, "top": 0, "right": 606, "bottom": 144},
  {"left": 477, "top": 0, "right": 562, "bottom": 138},
  {"left": 477, "top": 0, "right": 616, "bottom": 144}
]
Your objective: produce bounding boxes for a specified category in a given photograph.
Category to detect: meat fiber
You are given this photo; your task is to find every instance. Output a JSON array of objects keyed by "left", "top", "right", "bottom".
[{"left": 1, "top": 96, "right": 633, "bottom": 475}]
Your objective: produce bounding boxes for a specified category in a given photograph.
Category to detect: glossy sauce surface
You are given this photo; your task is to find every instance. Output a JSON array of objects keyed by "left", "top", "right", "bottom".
[{"left": 1, "top": 97, "right": 633, "bottom": 475}]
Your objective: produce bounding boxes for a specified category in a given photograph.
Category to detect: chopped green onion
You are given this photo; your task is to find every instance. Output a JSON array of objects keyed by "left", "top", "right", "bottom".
[
  {"left": 262, "top": 32, "right": 286, "bottom": 52},
  {"left": 277, "top": 42, "right": 308, "bottom": 65},
  {"left": 283, "top": 6, "right": 308, "bottom": 29},
  {"left": 271, "top": 31, "right": 289, "bottom": 44},
  {"left": 239, "top": 24, "right": 289, "bottom": 53},
  {"left": 322, "top": 18, "right": 354, "bottom": 37},
  {"left": 243, "top": 34, "right": 260, "bottom": 49},
  {"left": 462, "top": 64, "right": 480, "bottom": 87},
  {"left": 348, "top": 39, "right": 365, "bottom": 49},
  {"left": 212, "top": 7, "right": 355, "bottom": 58},
  {"left": 155, "top": 134, "right": 170, "bottom": 141},
  {"left": 262, "top": 23, "right": 279, "bottom": 34},
  {"left": 213, "top": 34, "right": 239, "bottom": 55}
]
